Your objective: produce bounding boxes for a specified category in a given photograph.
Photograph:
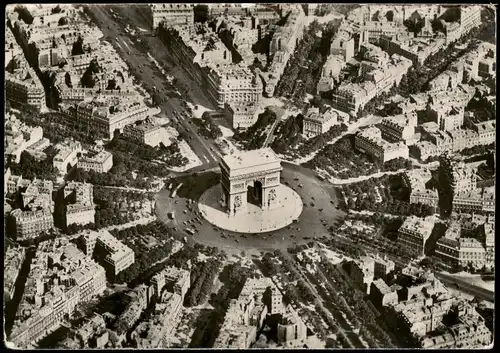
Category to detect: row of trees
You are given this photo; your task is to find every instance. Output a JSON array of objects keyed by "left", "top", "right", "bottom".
[
  {"left": 200, "top": 114, "right": 223, "bottom": 139},
  {"left": 7, "top": 151, "right": 58, "bottom": 182},
  {"left": 320, "top": 263, "right": 398, "bottom": 347},
  {"left": 306, "top": 134, "right": 414, "bottom": 180},
  {"left": 188, "top": 262, "right": 259, "bottom": 347},
  {"left": 106, "top": 135, "right": 180, "bottom": 163},
  {"left": 304, "top": 135, "right": 378, "bottom": 179},
  {"left": 259, "top": 250, "right": 301, "bottom": 282},
  {"left": 92, "top": 187, "right": 153, "bottom": 229},
  {"left": 342, "top": 173, "right": 410, "bottom": 203},
  {"left": 102, "top": 138, "right": 187, "bottom": 179},
  {"left": 275, "top": 20, "right": 340, "bottom": 108},
  {"left": 185, "top": 258, "right": 222, "bottom": 307},
  {"left": 300, "top": 123, "right": 349, "bottom": 156},
  {"left": 345, "top": 197, "right": 435, "bottom": 218},
  {"left": 114, "top": 239, "right": 175, "bottom": 285},
  {"left": 270, "top": 113, "right": 305, "bottom": 154},
  {"left": 394, "top": 22, "right": 492, "bottom": 99},
  {"left": 233, "top": 108, "right": 277, "bottom": 150},
  {"left": 72, "top": 167, "right": 156, "bottom": 189}
]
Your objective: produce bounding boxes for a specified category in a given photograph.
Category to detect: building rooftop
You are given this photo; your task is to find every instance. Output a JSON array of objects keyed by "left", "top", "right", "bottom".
[
  {"left": 399, "top": 216, "right": 435, "bottom": 239},
  {"left": 372, "top": 278, "right": 393, "bottom": 295},
  {"left": 96, "top": 230, "right": 134, "bottom": 263}
]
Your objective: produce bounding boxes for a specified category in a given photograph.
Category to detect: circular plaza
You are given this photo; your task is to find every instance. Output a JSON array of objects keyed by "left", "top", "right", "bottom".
[
  {"left": 155, "top": 161, "right": 345, "bottom": 255},
  {"left": 198, "top": 183, "right": 303, "bottom": 233}
]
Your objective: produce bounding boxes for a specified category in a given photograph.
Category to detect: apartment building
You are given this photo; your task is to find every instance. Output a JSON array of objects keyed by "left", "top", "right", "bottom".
[
  {"left": 53, "top": 139, "right": 83, "bottom": 175},
  {"left": 370, "top": 278, "right": 399, "bottom": 307},
  {"left": 5, "top": 113, "right": 45, "bottom": 163},
  {"left": 402, "top": 169, "right": 439, "bottom": 208},
  {"left": 123, "top": 123, "right": 164, "bottom": 147},
  {"left": 317, "top": 55, "right": 345, "bottom": 93},
  {"left": 453, "top": 186, "right": 495, "bottom": 214},
  {"left": 93, "top": 230, "right": 135, "bottom": 276},
  {"left": 363, "top": 20, "right": 405, "bottom": 42},
  {"left": 5, "top": 172, "right": 24, "bottom": 196},
  {"left": 78, "top": 146, "right": 114, "bottom": 173},
  {"left": 421, "top": 316, "right": 491, "bottom": 349},
  {"left": 302, "top": 107, "right": 340, "bottom": 137},
  {"left": 64, "top": 182, "right": 95, "bottom": 227},
  {"left": 5, "top": 27, "right": 23, "bottom": 65},
  {"left": 5, "top": 56, "right": 46, "bottom": 109},
  {"left": 379, "top": 34, "right": 445, "bottom": 66},
  {"left": 161, "top": 25, "right": 263, "bottom": 109},
  {"left": 151, "top": 266, "right": 191, "bottom": 301},
  {"left": 4, "top": 246, "right": 26, "bottom": 303},
  {"left": 21, "top": 178, "right": 54, "bottom": 213},
  {"left": 428, "top": 105, "right": 464, "bottom": 132},
  {"left": 331, "top": 81, "right": 375, "bottom": 115},
  {"left": 355, "top": 126, "right": 409, "bottom": 163},
  {"left": 8, "top": 239, "right": 106, "bottom": 348},
  {"left": 435, "top": 220, "right": 493, "bottom": 269},
  {"left": 398, "top": 215, "right": 435, "bottom": 256},
  {"left": 75, "top": 99, "right": 151, "bottom": 139},
  {"left": 392, "top": 282, "right": 492, "bottom": 349},
  {"left": 214, "top": 277, "right": 284, "bottom": 348},
  {"left": 331, "top": 28, "right": 356, "bottom": 61},
  {"left": 415, "top": 125, "right": 489, "bottom": 161},
  {"left": 373, "top": 254, "right": 396, "bottom": 278},
  {"left": 472, "top": 120, "right": 496, "bottom": 146},
  {"left": 131, "top": 292, "right": 183, "bottom": 348},
  {"left": 379, "top": 112, "right": 418, "bottom": 143},
  {"left": 277, "top": 307, "right": 308, "bottom": 348},
  {"left": 332, "top": 54, "right": 412, "bottom": 115},
  {"left": 74, "top": 313, "right": 107, "bottom": 348},
  {"left": 438, "top": 154, "right": 477, "bottom": 196},
  {"left": 151, "top": 4, "right": 194, "bottom": 29},
  {"left": 349, "top": 256, "right": 375, "bottom": 294},
  {"left": 457, "top": 5, "right": 482, "bottom": 37},
  {"left": 261, "top": 6, "right": 306, "bottom": 97},
  {"left": 221, "top": 19, "right": 259, "bottom": 51},
  {"left": 115, "top": 299, "right": 143, "bottom": 334},
  {"left": 11, "top": 208, "right": 53, "bottom": 240},
  {"left": 224, "top": 102, "right": 259, "bottom": 129}
]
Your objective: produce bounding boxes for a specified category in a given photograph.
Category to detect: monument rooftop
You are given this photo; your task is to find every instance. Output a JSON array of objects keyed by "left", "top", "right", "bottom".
[{"left": 222, "top": 148, "right": 281, "bottom": 177}]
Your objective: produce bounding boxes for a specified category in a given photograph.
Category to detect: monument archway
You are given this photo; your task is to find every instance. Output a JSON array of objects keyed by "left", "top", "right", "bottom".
[{"left": 219, "top": 148, "right": 282, "bottom": 216}]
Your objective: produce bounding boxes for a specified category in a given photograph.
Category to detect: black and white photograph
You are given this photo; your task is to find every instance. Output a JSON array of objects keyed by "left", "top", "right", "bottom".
[{"left": 3, "top": 3, "right": 495, "bottom": 349}]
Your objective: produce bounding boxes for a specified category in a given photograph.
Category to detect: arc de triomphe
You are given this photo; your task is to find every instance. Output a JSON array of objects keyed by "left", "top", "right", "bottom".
[{"left": 219, "top": 148, "right": 282, "bottom": 216}]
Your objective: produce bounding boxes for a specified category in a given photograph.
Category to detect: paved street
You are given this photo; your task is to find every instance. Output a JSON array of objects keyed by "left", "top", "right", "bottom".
[
  {"left": 87, "top": 5, "right": 220, "bottom": 171},
  {"left": 435, "top": 272, "right": 494, "bottom": 303},
  {"left": 156, "top": 163, "right": 345, "bottom": 253}
]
